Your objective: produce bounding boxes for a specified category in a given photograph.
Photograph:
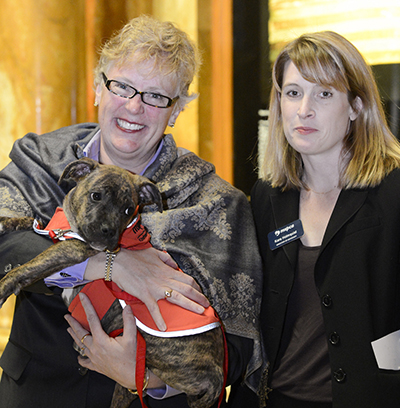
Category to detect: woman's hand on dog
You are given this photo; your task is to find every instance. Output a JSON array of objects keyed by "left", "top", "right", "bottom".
[
  {"left": 65, "top": 293, "right": 166, "bottom": 390},
  {"left": 65, "top": 292, "right": 137, "bottom": 388},
  {"left": 84, "top": 247, "right": 210, "bottom": 331}
]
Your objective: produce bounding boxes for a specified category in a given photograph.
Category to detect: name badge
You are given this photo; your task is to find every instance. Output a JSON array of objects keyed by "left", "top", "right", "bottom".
[{"left": 268, "top": 219, "right": 304, "bottom": 250}]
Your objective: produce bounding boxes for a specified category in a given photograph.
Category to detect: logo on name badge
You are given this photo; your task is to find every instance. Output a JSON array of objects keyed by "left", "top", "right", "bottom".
[{"left": 268, "top": 219, "right": 304, "bottom": 250}]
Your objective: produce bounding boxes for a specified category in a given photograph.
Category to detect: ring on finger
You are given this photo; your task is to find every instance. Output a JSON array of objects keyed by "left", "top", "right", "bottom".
[
  {"left": 80, "top": 346, "right": 87, "bottom": 357},
  {"left": 81, "top": 333, "right": 90, "bottom": 345},
  {"left": 164, "top": 289, "right": 173, "bottom": 299}
]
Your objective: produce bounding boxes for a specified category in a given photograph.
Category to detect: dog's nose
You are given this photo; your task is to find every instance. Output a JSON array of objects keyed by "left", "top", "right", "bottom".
[{"left": 100, "top": 224, "right": 117, "bottom": 238}]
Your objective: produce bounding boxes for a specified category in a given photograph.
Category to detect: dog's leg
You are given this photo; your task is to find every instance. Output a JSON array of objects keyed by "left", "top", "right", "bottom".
[
  {"left": 0, "top": 240, "right": 98, "bottom": 307},
  {"left": 143, "top": 328, "right": 225, "bottom": 408},
  {"left": 0, "top": 216, "right": 36, "bottom": 234}
]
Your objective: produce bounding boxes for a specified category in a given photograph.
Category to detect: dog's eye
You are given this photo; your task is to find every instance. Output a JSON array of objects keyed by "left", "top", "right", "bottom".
[
  {"left": 91, "top": 192, "right": 102, "bottom": 201},
  {"left": 125, "top": 207, "right": 135, "bottom": 216}
]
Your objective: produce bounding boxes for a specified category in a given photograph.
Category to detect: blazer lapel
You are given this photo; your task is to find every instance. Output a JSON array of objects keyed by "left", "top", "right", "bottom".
[
  {"left": 269, "top": 187, "right": 367, "bottom": 271},
  {"left": 270, "top": 188, "right": 300, "bottom": 269},
  {"left": 321, "top": 188, "right": 369, "bottom": 251}
]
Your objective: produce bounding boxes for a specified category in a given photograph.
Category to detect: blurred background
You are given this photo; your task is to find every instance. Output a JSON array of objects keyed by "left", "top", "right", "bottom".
[{"left": 1, "top": 0, "right": 399, "bottom": 368}]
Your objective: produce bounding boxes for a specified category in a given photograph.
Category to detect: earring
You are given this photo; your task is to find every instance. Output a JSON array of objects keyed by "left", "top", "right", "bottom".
[
  {"left": 94, "top": 101, "right": 98, "bottom": 107},
  {"left": 169, "top": 123, "right": 175, "bottom": 128}
]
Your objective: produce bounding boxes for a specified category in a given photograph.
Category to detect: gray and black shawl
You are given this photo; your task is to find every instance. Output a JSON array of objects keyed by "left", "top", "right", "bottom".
[{"left": 0, "top": 123, "right": 264, "bottom": 392}]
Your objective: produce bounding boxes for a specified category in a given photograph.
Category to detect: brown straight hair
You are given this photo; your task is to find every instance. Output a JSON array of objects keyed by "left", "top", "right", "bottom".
[{"left": 261, "top": 31, "right": 400, "bottom": 190}]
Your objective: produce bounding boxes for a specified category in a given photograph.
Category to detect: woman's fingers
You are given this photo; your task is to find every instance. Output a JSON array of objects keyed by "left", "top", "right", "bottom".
[
  {"left": 64, "top": 293, "right": 104, "bottom": 350},
  {"left": 157, "top": 249, "right": 178, "bottom": 269},
  {"left": 141, "top": 298, "right": 167, "bottom": 332},
  {"left": 163, "top": 288, "right": 207, "bottom": 314},
  {"left": 120, "top": 302, "right": 137, "bottom": 337},
  {"left": 79, "top": 292, "right": 104, "bottom": 333},
  {"left": 64, "top": 295, "right": 139, "bottom": 388},
  {"left": 65, "top": 314, "right": 90, "bottom": 349}
]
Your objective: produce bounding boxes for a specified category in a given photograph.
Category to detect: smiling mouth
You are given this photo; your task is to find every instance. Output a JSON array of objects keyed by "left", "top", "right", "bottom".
[{"left": 117, "top": 118, "right": 145, "bottom": 131}]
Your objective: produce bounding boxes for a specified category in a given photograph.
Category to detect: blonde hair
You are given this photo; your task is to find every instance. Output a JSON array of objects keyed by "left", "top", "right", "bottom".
[
  {"left": 94, "top": 15, "right": 201, "bottom": 110},
  {"left": 261, "top": 31, "right": 400, "bottom": 190}
]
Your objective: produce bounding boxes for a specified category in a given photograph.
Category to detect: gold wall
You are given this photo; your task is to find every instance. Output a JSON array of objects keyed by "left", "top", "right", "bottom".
[
  {"left": 0, "top": 0, "right": 233, "bottom": 373},
  {"left": 0, "top": 0, "right": 87, "bottom": 167},
  {"left": 269, "top": 0, "right": 400, "bottom": 65}
]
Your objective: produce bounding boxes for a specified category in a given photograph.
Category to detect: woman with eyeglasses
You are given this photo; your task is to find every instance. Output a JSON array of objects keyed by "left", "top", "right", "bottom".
[{"left": 0, "top": 15, "right": 263, "bottom": 408}]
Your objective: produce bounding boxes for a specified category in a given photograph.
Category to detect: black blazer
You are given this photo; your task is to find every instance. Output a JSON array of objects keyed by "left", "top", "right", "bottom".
[
  {"left": 0, "top": 231, "right": 117, "bottom": 408},
  {"left": 251, "top": 170, "right": 400, "bottom": 408}
]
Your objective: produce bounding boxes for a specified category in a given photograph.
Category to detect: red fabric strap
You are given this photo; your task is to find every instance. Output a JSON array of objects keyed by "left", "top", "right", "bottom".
[
  {"left": 136, "top": 331, "right": 148, "bottom": 408},
  {"left": 219, "top": 327, "right": 229, "bottom": 408}
]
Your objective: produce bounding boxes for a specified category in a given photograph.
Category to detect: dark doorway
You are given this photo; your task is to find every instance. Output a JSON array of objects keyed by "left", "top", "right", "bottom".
[
  {"left": 232, "top": 0, "right": 270, "bottom": 196},
  {"left": 372, "top": 64, "right": 400, "bottom": 140}
]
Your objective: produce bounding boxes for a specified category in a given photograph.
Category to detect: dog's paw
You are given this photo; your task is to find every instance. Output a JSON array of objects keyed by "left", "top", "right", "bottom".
[
  {"left": 0, "top": 291, "right": 12, "bottom": 307},
  {"left": 0, "top": 296, "right": 7, "bottom": 309},
  {"left": 13, "top": 287, "right": 21, "bottom": 297},
  {"left": 0, "top": 278, "right": 20, "bottom": 307},
  {"left": 0, "top": 221, "right": 7, "bottom": 236},
  {"left": 0, "top": 216, "right": 35, "bottom": 235}
]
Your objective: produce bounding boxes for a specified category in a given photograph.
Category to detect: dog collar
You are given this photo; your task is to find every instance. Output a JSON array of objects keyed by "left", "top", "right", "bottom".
[
  {"left": 33, "top": 206, "right": 152, "bottom": 249},
  {"left": 33, "top": 208, "right": 85, "bottom": 243}
]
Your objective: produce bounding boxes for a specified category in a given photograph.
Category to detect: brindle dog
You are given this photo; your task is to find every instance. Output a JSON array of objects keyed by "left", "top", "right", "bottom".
[{"left": 0, "top": 157, "right": 225, "bottom": 408}]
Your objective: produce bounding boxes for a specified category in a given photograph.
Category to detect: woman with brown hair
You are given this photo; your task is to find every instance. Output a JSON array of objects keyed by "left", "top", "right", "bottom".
[{"left": 252, "top": 31, "right": 400, "bottom": 407}]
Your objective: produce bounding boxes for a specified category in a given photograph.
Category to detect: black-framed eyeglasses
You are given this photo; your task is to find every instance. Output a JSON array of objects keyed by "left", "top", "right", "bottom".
[{"left": 102, "top": 73, "right": 179, "bottom": 108}]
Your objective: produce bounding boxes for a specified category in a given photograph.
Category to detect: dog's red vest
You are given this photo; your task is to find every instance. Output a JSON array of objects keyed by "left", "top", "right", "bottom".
[{"left": 36, "top": 208, "right": 228, "bottom": 407}]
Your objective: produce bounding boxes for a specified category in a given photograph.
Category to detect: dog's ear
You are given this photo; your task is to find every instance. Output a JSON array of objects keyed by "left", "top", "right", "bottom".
[
  {"left": 59, "top": 158, "right": 99, "bottom": 184},
  {"left": 138, "top": 182, "right": 163, "bottom": 213}
]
